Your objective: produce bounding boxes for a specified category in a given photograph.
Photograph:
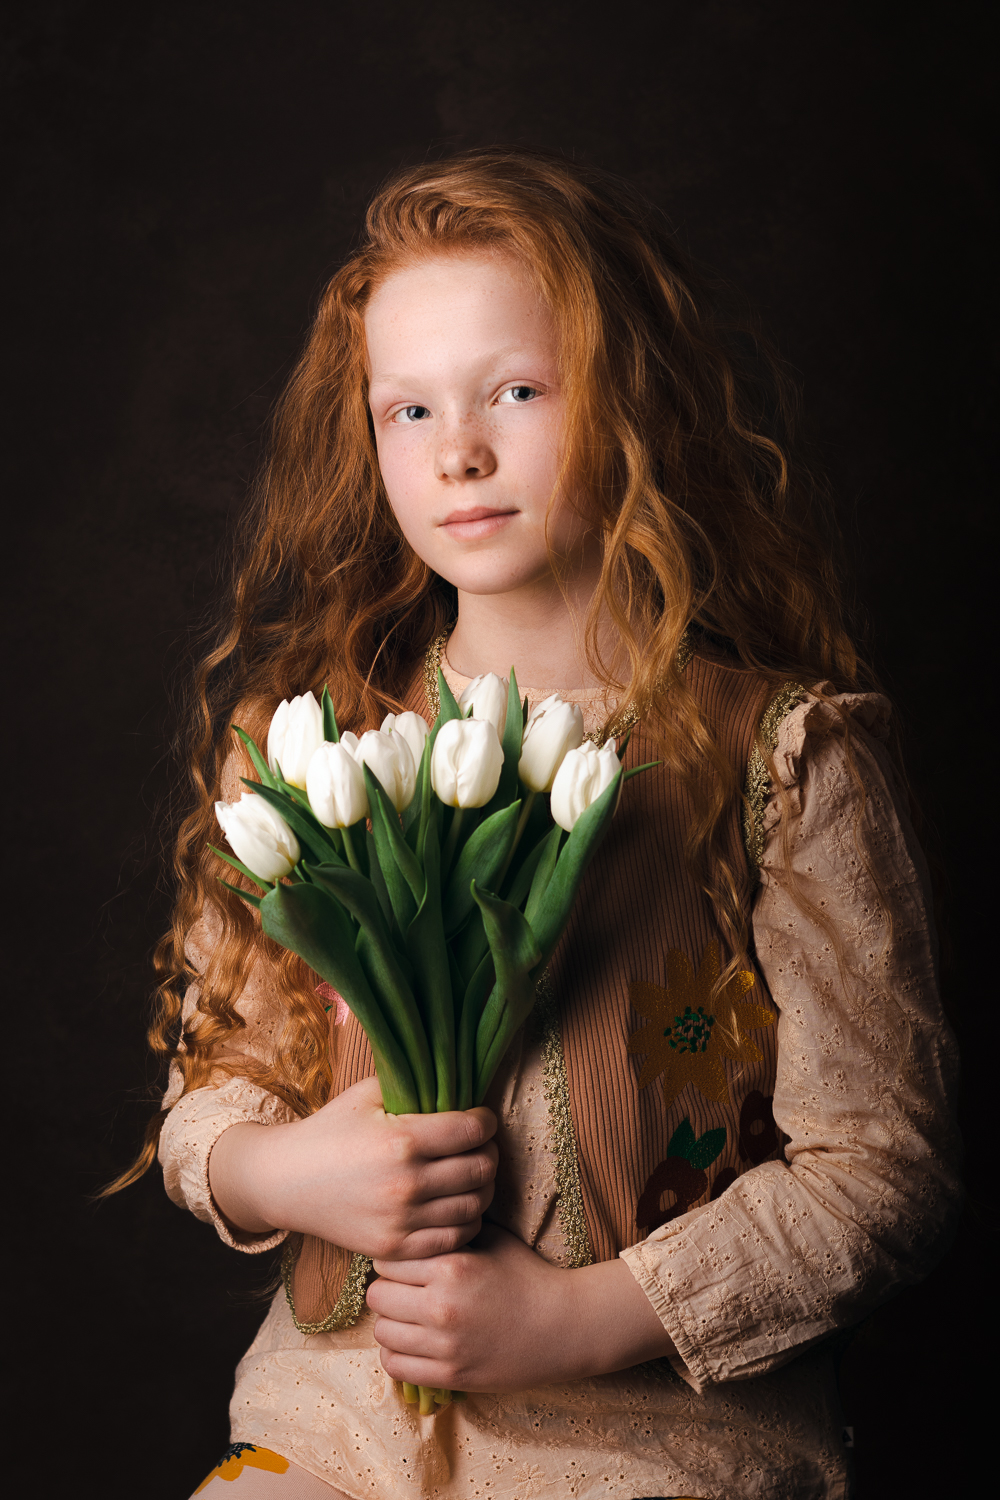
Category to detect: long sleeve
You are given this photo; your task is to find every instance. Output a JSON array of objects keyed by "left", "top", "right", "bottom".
[
  {"left": 158, "top": 906, "right": 297, "bottom": 1253},
  {"left": 620, "top": 689, "right": 962, "bottom": 1390}
]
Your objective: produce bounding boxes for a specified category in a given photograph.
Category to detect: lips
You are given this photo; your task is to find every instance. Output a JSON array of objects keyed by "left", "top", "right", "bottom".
[
  {"left": 440, "top": 506, "right": 516, "bottom": 525},
  {"left": 438, "top": 505, "right": 518, "bottom": 541}
]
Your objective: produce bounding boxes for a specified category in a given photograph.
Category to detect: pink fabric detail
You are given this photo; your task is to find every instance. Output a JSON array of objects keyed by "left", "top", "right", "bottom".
[{"left": 314, "top": 982, "right": 350, "bottom": 1027}]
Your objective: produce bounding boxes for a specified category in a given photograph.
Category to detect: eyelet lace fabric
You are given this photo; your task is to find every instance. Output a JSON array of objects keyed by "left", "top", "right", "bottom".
[{"left": 159, "top": 687, "right": 960, "bottom": 1499}]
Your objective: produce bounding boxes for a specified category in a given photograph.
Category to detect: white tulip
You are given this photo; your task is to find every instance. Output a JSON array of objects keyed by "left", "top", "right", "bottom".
[
  {"left": 458, "top": 673, "right": 508, "bottom": 739},
  {"left": 354, "top": 729, "right": 417, "bottom": 812},
  {"left": 215, "top": 792, "right": 300, "bottom": 881},
  {"left": 517, "top": 693, "right": 585, "bottom": 793},
  {"left": 380, "top": 710, "right": 430, "bottom": 772},
  {"left": 267, "top": 692, "right": 325, "bottom": 788},
  {"left": 338, "top": 730, "right": 360, "bottom": 758},
  {"left": 550, "top": 740, "right": 620, "bottom": 832},
  {"left": 306, "top": 742, "right": 369, "bottom": 828},
  {"left": 431, "top": 717, "right": 504, "bottom": 808}
]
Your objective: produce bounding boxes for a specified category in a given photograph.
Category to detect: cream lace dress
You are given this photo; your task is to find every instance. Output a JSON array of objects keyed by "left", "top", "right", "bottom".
[{"left": 160, "top": 682, "right": 960, "bottom": 1500}]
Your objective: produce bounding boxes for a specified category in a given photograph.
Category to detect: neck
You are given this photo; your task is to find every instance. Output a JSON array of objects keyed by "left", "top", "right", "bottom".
[{"left": 445, "top": 561, "right": 615, "bottom": 690}]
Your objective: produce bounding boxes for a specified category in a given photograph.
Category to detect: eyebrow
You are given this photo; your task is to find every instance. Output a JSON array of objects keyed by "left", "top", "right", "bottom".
[{"left": 368, "top": 346, "right": 556, "bottom": 387}]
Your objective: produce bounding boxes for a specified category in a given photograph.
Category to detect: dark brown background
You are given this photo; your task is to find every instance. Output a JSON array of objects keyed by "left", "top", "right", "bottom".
[{"left": 6, "top": 2, "right": 991, "bottom": 1494}]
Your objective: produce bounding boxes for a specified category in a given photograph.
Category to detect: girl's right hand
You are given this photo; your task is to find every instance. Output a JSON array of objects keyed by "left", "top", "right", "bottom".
[{"left": 207, "top": 1076, "right": 499, "bottom": 1260}]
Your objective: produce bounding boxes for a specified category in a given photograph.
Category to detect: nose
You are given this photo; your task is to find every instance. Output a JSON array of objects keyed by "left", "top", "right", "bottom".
[{"left": 435, "top": 416, "right": 497, "bottom": 482}]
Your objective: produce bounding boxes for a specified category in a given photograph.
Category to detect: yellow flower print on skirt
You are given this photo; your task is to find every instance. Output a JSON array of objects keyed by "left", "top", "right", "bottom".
[
  {"left": 627, "top": 941, "right": 775, "bottom": 1110},
  {"left": 195, "top": 1442, "right": 289, "bottom": 1491}
]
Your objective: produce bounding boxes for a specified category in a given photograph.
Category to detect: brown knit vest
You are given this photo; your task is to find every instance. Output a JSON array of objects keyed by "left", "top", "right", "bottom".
[{"left": 282, "top": 646, "right": 796, "bottom": 1332}]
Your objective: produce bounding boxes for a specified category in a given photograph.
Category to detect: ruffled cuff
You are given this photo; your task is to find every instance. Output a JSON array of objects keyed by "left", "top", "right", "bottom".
[
  {"left": 158, "top": 1077, "right": 294, "bottom": 1253},
  {"left": 619, "top": 1238, "right": 708, "bottom": 1392}
]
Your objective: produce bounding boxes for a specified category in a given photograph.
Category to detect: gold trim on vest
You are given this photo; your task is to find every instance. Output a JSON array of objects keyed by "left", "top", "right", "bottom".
[
  {"left": 536, "top": 970, "right": 594, "bottom": 1269},
  {"left": 281, "top": 1241, "right": 373, "bottom": 1336},
  {"left": 422, "top": 630, "right": 695, "bottom": 744}
]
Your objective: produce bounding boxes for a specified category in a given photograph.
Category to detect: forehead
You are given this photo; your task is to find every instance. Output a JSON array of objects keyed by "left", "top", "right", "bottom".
[{"left": 364, "top": 249, "right": 555, "bottom": 375}]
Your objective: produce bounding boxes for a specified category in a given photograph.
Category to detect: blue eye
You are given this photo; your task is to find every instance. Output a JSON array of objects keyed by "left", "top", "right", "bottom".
[
  {"left": 498, "top": 385, "right": 540, "bottom": 405},
  {"left": 394, "top": 404, "right": 430, "bottom": 424}
]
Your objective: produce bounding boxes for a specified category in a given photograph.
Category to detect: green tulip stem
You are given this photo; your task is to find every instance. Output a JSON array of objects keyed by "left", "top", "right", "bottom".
[
  {"left": 342, "top": 822, "right": 365, "bottom": 875},
  {"left": 493, "top": 789, "right": 536, "bottom": 892},
  {"left": 440, "top": 805, "right": 465, "bottom": 881}
]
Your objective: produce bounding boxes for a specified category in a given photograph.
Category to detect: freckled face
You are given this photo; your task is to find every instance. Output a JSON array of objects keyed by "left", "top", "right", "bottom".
[{"left": 365, "top": 251, "right": 592, "bottom": 597}]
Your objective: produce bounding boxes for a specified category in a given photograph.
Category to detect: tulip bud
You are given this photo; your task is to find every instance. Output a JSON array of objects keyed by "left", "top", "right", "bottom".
[
  {"left": 431, "top": 717, "right": 504, "bottom": 808},
  {"left": 458, "top": 673, "right": 508, "bottom": 739},
  {"left": 354, "top": 728, "right": 417, "bottom": 812},
  {"left": 550, "top": 740, "right": 619, "bottom": 832},
  {"left": 380, "top": 710, "right": 430, "bottom": 772},
  {"left": 215, "top": 792, "right": 300, "bottom": 881},
  {"left": 306, "top": 742, "right": 369, "bottom": 828},
  {"left": 267, "top": 692, "right": 325, "bottom": 788},
  {"left": 517, "top": 693, "right": 585, "bottom": 793}
]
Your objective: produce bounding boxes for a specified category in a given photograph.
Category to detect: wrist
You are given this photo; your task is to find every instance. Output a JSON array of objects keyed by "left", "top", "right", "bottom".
[
  {"left": 566, "top": 1258, "right": 678, "bottom": 1378},
  {"left": 208, "top": 1120, "right": 284, "bottom": 1236}
]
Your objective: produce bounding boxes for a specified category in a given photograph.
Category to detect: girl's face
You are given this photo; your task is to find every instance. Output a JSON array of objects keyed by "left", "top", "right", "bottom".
[{"left": 365, "top": 250, "right": 594, "bottom": 599}]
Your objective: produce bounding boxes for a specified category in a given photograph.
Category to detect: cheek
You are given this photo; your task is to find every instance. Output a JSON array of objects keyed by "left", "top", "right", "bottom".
[{"left": 375, "top": 435, "right": 423, "bottom": 530}]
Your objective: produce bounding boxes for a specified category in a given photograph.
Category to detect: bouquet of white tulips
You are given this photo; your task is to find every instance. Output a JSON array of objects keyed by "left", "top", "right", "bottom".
[{"left": 213, "top": 668, "right": 651, "bottom": 1412}]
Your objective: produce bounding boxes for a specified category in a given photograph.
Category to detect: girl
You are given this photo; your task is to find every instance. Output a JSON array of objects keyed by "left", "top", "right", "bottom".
[{"left": 131, "top": 149, "right": 960, "bottom": 1498}]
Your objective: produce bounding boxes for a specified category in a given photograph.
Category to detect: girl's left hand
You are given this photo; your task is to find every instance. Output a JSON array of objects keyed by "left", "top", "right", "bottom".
[{"left": 367, "top": 1223, "right": 676, "bottom": 1392}]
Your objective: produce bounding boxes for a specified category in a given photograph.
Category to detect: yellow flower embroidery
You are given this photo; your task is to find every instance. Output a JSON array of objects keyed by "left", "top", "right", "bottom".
[
  {"left": 194, "top": 1443, "right": 289, "bottom": 1492},
  {"left": 627, "top": 942, "right": 775, "bottom": 1110}
]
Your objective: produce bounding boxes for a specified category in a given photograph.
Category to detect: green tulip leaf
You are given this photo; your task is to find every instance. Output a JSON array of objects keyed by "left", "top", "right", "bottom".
[
  {"left": 364, "top": 768, "right": 422, "bottom": 931},
  {"left": 259, "top": 879, "right": 419, "bottom": 1115},
  {"left": 406, "top": 809, "right": 455, "bottom": 1111},
  {"left": 523, "top": 822, "right": 565, "bottom": 931},
  {"left": 470, "top": 882, "right": 542, "bottom": 1101},
  {"left": 456, "top": 953, "right": 495, "bottom": 1110},
  {"left": 526, "top": 770, "right": 622, "bottom": 966},
  {"left": 443, "top": 801, "right": 520, "bottom": 935},
  {"left": 320, "top": 684, "right": 340, "bottom": 743},
  {"left": 216, "top": 877, "right": 263, "bottom": 909},
  {"left": 208, "top": 843, "right": 274, "bottom": 893},
  {"left": 232, "top": 725, "right": 277, "bottom": 790},
  {"left": 241, "top": 780, "right": 344, "bottom": 866},
  {"left": 623, "top": 759, "right": 661, "bottom": 781},
  {"left": 436, "top": 667, "right": 464, "bottom": 725},
  {"left": 481, "top": 667, "right": 525, "bottom": 818}
]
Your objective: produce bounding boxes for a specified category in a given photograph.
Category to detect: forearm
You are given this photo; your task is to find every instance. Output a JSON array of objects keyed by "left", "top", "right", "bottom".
[
  {"left": 565, "top": 1257, "right": 679, "bottom": 1377},
  {"left": 208, "top": 1120, "right": 284, "bottom": 1235}
]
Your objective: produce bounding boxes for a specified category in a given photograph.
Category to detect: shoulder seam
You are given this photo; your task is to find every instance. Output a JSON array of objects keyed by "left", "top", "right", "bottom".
[{"left": 742, "top": 681, "right": 808, "bottom": 875}]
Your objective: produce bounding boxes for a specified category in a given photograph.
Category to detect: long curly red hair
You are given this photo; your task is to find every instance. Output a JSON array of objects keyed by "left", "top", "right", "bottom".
[{"left": 109, "top": 147, "right": 880, "bottom": 1191}]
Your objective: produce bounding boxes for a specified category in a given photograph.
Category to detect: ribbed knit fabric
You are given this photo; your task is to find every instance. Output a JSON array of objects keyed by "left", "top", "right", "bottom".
[{"left": 288, "top": 647, "right": 780, "bottom": 1323}]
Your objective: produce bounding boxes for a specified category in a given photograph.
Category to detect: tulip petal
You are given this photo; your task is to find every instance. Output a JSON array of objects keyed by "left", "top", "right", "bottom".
[
  {"left": 209, "top": 843, "right": 273, "bottom": 893},
  {"left": 245, "top": 781, "right": 343, "bottom": 866}
]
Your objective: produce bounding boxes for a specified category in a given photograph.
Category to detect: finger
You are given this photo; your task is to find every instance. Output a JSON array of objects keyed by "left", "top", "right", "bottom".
[
  {"left": 414, "top": 1141, "right": 498, "bottom": 1203},
  {"left": 370, "top": 1253, "right": 454, "bottom": 1283},
  {"left": 398, "top": 1219, "right": 484, "bottom": 1259},
  {"left": 412, "top": 1188, "right": 493, "bottom": 1231},
  {"left": 393, "top": 1106, "right": 498, "bottom": 1161},
  {"left": 377, "top": 1346, "right": 457, "bottom": 1389},
  {"left": 366, "top": 1278, "right": 430, "bottom": 1323},
  {"left": 371, "top": 1316, "right": 451, "bottom": 1361}
]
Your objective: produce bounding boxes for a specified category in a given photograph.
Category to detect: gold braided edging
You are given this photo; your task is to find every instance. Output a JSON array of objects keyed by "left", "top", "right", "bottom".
[
  {"left": 423, "top": 629, "right": 694, "bottom": 745},
  {"left": 281, "top": 1242, "right": 373, "bottom": 1336},
  {"left": 741, "top": 680, "right": 807, "bottom": 875},
  {"left": 535, "top": 970, "right": 594, "bottom": 1269}
]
